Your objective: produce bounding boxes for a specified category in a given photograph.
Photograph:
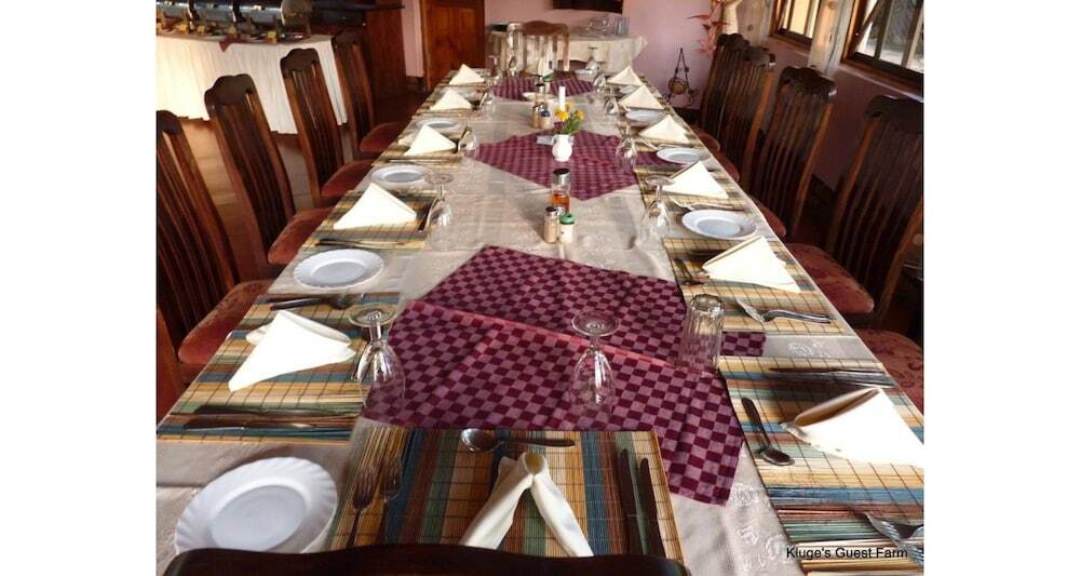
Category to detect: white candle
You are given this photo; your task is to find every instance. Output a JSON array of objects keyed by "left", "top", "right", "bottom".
[{"left": 557, "top": 86, "right": 566, "bottom": 111}]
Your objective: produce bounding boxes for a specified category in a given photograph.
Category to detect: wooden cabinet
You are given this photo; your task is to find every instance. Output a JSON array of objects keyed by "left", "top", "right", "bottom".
[{"left": 312, "top": 1, "right": 407, "bottom": 99}]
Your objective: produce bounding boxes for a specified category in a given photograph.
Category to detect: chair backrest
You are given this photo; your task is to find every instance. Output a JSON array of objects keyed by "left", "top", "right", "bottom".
[
  {"left": 281, "top": 48, "right": 345, "bottom": 207},
  {"left": 826, "top": 95, "right": 924, "bottom": 323},
  {"left": 332, "top": 29, "right": 377, "bottom": 160},
  {"left": 156, "top": 109, "right": 237, "bottom": 347},
  {"left": 698, "top": 33, "right": 749, "bottom": 138},
  {"left": 745, "top": 66, "right": 835, "bottom": 239},
  {"left": 157, "top": 307, "right": 181, "bottom": 422},
  {"left": 520, "top": 20, "right": 571, "bottom": 72},
  {"left": 165, "top": 545, "right": 690, "bottom": 576},
  {"left": 716, "top": 46, "right": 775, "bottom": 181},
  {"left": 204, "top": 74, "right": 295, "bottom": 263}
]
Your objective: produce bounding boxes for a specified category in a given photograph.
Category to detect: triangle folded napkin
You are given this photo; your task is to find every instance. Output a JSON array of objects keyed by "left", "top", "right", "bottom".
[
  {"left": 783, "top": 388, "right": 924, "bottom": 467},
  {"left": 701, "top": 235, "right": 801, "bottom": 292},
  {"left": 619, "top": 86, "right": 664, "bottom": 110},
  {"left": 460, "top": 452, "right": 593, "bottom": 557},
  {"left": 665, "top": 160, "right": 728, "bottom": 198},
  {"left": 228, "top": 311, "right": 355, "bottom": 392},
  {"left": 608, "top": 66, "right": 643, "bottom": 86},
  {"left": 404, "top": 124, "right": 457, "bottom": 156},
  {"left": 333, "top": 182, "right": 417, "bottom": 230},
  {"left": 431, "top": 89, "right": 474, "bottom": 111},
  {"left": 449, "top": 64, "right": 485, "bottom": 85},
  {"left": 639, "top": 114, "right": 689, "bottom": 144}
]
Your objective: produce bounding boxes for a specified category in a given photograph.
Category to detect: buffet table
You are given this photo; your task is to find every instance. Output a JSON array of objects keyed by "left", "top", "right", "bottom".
[
  {"left": 156, "top": 33, "right": 346, "bottom": 133},
  {"left": 490, "top": 29, "right": 647, "bottom": 74},
  {"left": 157, "top": 73, "right": 922, "bottom": 575}
]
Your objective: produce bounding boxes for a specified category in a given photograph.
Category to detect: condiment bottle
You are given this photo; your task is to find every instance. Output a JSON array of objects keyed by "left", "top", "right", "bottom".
[
  {"left": 543, "top": 206, "right": 560, "bottom": 243},
  {"left": 550, "top": 168, "right": 571, "bottom": 214},
  {"left": 558, "top": 213, "right": 575, "bottom": 244}
]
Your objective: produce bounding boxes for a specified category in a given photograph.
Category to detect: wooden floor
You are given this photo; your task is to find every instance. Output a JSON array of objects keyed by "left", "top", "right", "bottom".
[{"left": 182, "top": 92, "right": 920, "bottom": 342}]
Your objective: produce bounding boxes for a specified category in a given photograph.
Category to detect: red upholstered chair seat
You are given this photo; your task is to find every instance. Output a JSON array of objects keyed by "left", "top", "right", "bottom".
[
  {"left": 690, "top": 126, "right": 742, "bottom": 182},
  {"left": 856, "top": 329, "right": 924, "bottom": 412},
  {"left": 321, "top": 159, "right": 374, "bottom": 202},
  {"left": 177, "top": 279, "right": 273, "bottom": 371},
  {"left": 752, "top": 197, "right": 787, "bottom": 239},
  {"left": 358, "top": 121, "right": 409, "bottom": 156},
  {"left": 267, "top": 207, "right": 333, "bottom": 266},
  {"left": 787, "top": 243, "right": 875, "bottom": 317}
]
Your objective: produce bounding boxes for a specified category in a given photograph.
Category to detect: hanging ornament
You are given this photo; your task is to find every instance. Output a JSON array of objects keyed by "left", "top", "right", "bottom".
[{"left": 666, "top": 48, "right": 691, "bottom": 98}]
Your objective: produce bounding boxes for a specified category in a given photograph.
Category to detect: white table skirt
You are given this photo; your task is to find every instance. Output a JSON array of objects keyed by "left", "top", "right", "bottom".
[
  {"left": 156, "top": 34, "right": 347, "bottom": 134},
  {"left": 491, "top": 31, "right": 647, "bottom": 74}
]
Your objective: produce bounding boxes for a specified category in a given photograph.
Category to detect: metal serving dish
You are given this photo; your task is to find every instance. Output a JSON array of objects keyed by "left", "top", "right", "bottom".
[
  {"left": 192, "top": 0, "right": 239, "bottom": 25},
  {"left": 157, "top": 0, "right": 196, "bottom": 21},
  {"left": 237, "top": 0, "right": 313, "bottom": 28}
]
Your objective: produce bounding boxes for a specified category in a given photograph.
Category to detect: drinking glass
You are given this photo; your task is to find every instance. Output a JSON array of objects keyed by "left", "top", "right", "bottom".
[
  {"left": 458, "top": 125, "right": 478, "bottom": 158},
  {"left": 349, "top": 304, "right": 405, "bottom": 403},
  {"left": 567, "top": 310, "right": 619, "bottom": 408},
  {"left": 615, "top": 131, "right": 638, "bottom": 173},
  {"left": 635, "top": 175, "right": 673, "bottom": 247},
  {"left": 675, "top": 294, "right": 725, "bottom": 373},
  {"left": 585, "top": 47, "right": 600, "bottom": 75},
  {"left": 423, "top": 172, "right": 454, "bottom": 250}
]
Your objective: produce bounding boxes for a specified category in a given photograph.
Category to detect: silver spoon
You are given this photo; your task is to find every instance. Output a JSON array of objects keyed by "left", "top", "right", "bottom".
[
  {"left": 740, "top": 398, "right": 793, "bottom": 466},
  {"left": 460, "top": 428, "right": 575, "bottom": 453},
  {"left": 734, "top": 298, "right": 832, "bottom": 325}
]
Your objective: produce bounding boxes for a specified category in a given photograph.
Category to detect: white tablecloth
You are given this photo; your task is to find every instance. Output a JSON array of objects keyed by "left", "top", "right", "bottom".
[
  {"left": 156, "top": 91, "right": 878, "bottom": 576},
  {"left": 491, "top": 30, "right": 647, "bottom": 74},
  {"left": 156, "top": 34, "right": 347, "bottom": 134}
]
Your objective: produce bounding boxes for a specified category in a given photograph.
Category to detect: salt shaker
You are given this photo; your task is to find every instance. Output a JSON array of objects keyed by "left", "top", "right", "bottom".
[{"left": 543, "top": 206, "right": 560, "bottom": 243}]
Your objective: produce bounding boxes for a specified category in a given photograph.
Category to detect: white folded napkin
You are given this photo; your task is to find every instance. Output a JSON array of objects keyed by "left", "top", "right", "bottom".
[
  {"left": 608, "top": 66, "right": 643, "bottom": 86},
  {"left": 430, "top": 89, "right": 474, "bottom": 111},
  {"left": 639, "top": 114, "right": 689, "bottom": 144},
  {"left": 228, "top": 311, "right": 355, "bottom": 392},
  {"left": 332, "top": 182, "right": 417, "bottom": 230},
  {"left": 404, "top": 124, "right": 457, "bottom": 157},
  {"left": 449, "top": 64, "right": 485, "bottom": 85},
  {"left": 664, "top": 161, "right": 728, "bottom": 198},
  {"left": 702, "top": 235, "right": 801, "bottom": 292},
  {"left": 619, "top": 86, "right": 664, "bottom": 110},
  {"left": 783, "top": 388, "right": 924, "bottom": 467},
  {"left": 460, "top": 452, "right": 592, "bottom": 557}
]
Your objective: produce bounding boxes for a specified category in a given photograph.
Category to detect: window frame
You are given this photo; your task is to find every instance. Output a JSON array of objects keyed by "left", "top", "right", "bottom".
[
  {"left": 771, "top": 0, "right": 821, "bottom": 46},
  {"left": 845, "top": 0, "right": 924, "bottom": 86}
]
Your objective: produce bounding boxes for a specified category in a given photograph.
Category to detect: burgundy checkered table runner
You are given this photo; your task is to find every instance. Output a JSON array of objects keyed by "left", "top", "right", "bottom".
[
  {"left": 491, "top": 76, "right": 594, "bottom": 100},
  {"left": 369, "top": 300, "right": 744, "bottom": 504},
  {"left": 421, "top": 246, "right": 765, "bottom": 361},
  {"left": 474, "top": 130, "right": 664, "bottom": 200}
]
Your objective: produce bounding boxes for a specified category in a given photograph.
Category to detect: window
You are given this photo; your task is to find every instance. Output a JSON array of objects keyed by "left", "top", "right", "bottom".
[
  {"left": 848, "top": 0, "right": 924, "bottom": 82},
  {"left": 773, "top": 0, "right": 823, "bottom": 44}
]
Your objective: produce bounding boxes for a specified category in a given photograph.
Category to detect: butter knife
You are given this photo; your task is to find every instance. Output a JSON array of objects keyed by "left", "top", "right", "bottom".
[
  {"left": 616, "top": 449, "right": 643, "bottom": 554},
  {"left": 192, "top": 405, "right": 359, "bottom": 418},
  {"left": 637, "top": 458, "right": 666, "bottom": 557}
]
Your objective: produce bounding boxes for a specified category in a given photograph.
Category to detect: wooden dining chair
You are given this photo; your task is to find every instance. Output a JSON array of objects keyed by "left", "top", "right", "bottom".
[
  {"left": 165, "top": 545, "right": 691, "bottom": 576},
  {"left": 714, "top": 47, "right": 776, "bottom": 183},
  {"left": 695, "top": 33, "right": 748, "bottom": 143},
  {"left": 204, "top": 74, "right": 332, "bottom": 267},
  {"left": 156, "top": 110, "right": 271, "bottom": 382},
  {"left": 331, "top": 29, "right": 409, "bottom": 160},
  {"left": 519, "top": 20, "right": 571, "bottom": 73},
  {"left": 157, "top": 308, "right": 182, "bottom": 421},
  {"left": 743, "top": 66, "right": 836, "bottom": 240},
  {"left": 281, "top": 48, "right": 375, "bottom": 208},
  {"left": 788, "top": 95, "right": 923, "bottom": 324}
]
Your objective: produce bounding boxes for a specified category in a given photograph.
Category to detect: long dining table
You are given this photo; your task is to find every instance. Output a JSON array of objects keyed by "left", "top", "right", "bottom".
[{"left": 157, "top": 71, "right": 923, "bottom": 575}]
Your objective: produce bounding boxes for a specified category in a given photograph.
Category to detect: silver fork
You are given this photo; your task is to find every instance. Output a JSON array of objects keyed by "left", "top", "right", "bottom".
[
  {"left": 864, "top": 513, "right": 924, "bottom": 566},
  {"left": 346, "top": 466, "right": 378, "bottom": 547},
  {"left": 735, "top": 298, "right": 831, "bottom": 325}
]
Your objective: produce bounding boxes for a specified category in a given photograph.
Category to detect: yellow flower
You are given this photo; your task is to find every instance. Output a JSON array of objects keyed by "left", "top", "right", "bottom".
[
  {"left": 555, "top": 109, "right": 569, "bottom": 122},
  {"left": 573, "top": 109, "right": 585, "bottom": 120}
]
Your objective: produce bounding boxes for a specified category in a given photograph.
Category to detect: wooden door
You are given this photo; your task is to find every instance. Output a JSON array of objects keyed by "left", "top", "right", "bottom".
[{"left": 421, "top": 0, "right": 486, "bottom": 90}]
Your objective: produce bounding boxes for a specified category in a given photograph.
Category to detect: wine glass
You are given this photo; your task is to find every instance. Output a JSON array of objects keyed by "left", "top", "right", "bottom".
[
  {"left": 635, "top": 175, "right": 674, "bottom": 247},
  {"left": 349, "top": 304, "right": 405, "bottom": 404},
  {"left": 458, "top": 125, "right": 478, "bottom": 158},
  {"left": 567, "top": 310, "right": 619, "bottom": 409},
  {"left": 423, "top": 172, "right": 454, "bottom": 250},
  {"left": 615, "top": 130, "right": 638, "bottom": 174}
]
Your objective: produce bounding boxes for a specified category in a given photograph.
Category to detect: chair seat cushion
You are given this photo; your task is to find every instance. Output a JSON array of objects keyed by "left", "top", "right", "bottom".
[
  {"left": 321, "top": 159, "right": 375, "bottom": 202},
  {"left": 267, "top": 207, "right": 333, "bottom": 266},
  {"left": 856, "top": 329, "right": 924, "bottom": 411},
  {"left": 177, "top": 279, "right": 273, "bottom": 368},
  {"left": 787, "top": 243, "right": 875, "bottom": 317},
  {"left": 752, "top": 197, "right": 788, "bottom": 239},
  {"left": 359, "top": 121, "right": 409, "bottom": 155}
]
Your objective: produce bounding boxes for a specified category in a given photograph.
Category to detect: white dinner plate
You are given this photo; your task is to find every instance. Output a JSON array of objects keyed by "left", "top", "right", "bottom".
[
  {"left": 682, "top": 210, "right": 758, "bottom": 240},
  {"left": 293, "top": 249, "right": 384, "bottom": 290},
  {"left": 371, "top": 164, "right": 432, "bottom": 189},
  {"left": 175, "top": 457, "right": 337, "bottom": 554},
  {"left": 657, "top": 147, "right": 704, "bottom": 165},
  {"left": 625, "top": 109, "right": 664, "bottom": 125},
  {"left": 417, "top": 117, "right": 462, "bottom": 134}
]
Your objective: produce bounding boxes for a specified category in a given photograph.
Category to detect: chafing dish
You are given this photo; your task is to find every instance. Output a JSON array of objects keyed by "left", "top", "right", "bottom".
[
  {"left": 237, "top": 0, "right": 313, "bottom": 28},
  {"left": 157, "top": 0, "right": 196, "bottom": 32}
]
